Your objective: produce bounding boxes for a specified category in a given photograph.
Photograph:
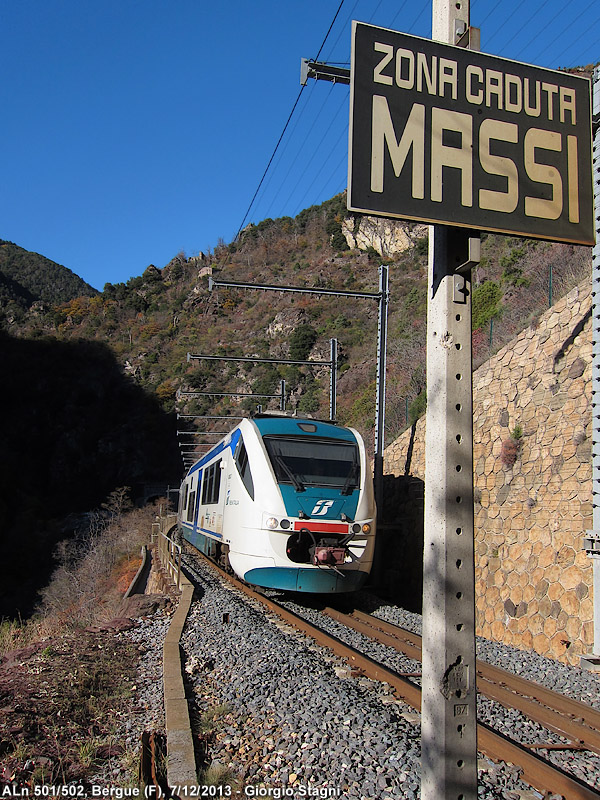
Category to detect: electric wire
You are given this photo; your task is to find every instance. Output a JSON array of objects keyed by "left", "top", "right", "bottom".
[
  {"left": 475, "top": 0, "right": 503, "bottom": 29},
  {"left": 551, "top": 24, "right": 600, "bottom": 66},
  {"left": 527, "top": 0, "right": 597, "bottom": 64},
  {"left": 309, "top": 144, "right": 350, "bottom": 214},
  {"left": 285, "top": 94, "right": 349, "bottom": 215},
  {"left": 235, "top": 0, "right": 347, "bottom": 239},
  {"left": 251, "top": 85, "right": 316, "bottom": 217},
  {"left": 482, "top": 1, "right": 540, "bottom": 54},
  {"left": 292, "top": 122, "right": 349, "bottom": 217},
  {"left": 263, "top": 83, "right": 336, "bottom": 220},
  {"left": 389, "top": 0, "right": 417, "bottom": 32},
  {"left": 322, "top": 0, "right": 361, "bottom": 64}
]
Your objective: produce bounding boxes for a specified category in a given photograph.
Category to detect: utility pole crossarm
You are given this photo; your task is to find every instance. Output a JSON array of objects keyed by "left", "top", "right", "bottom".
[
  {"left": 186, "top": 352, "right": 332, "bottom": 367},
  {"left": 209, "top": 276, "right": 379, "bottom": 301},
  {"left": 300, "top": 58, "right": 350, "bottom": 85}
]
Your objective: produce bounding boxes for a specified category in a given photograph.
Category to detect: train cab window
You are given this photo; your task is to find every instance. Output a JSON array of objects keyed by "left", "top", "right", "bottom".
[
  {"left": 186, "top": 491, "right": 196, "bottom": 522},
  {"left": 234, "top": 440, "right": 254, "bottom": 499},
  {"left": 201, "top": 460, "right": 222, "bottom": 505},
  {"left": 263, "top": 436, "right": 360, "bottom": 493}
]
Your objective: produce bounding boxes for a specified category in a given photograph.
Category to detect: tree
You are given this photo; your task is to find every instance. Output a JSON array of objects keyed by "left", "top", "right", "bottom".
[{"left": 289, "top": 324, "right": 318, "bottom": 361}]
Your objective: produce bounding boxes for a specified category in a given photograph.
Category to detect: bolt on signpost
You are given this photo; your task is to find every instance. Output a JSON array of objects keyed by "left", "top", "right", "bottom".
[{"left": 347, "top": 0, "right": 593, "bottom": 795}]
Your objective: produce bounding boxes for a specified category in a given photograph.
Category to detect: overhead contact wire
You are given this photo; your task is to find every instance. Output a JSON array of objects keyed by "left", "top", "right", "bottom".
[{"left": 235, "top": 0, "right": 347, "bottom": 239}]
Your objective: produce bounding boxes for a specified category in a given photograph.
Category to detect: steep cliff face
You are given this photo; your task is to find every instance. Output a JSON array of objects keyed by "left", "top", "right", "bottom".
[{"left": 342, "top": 215, "right": 427, "bottom": 257}]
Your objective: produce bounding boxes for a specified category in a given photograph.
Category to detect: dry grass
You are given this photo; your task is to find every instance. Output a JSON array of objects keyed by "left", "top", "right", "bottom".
[{"left": 0, "top": 491, "right": 166, "bottom": 787}]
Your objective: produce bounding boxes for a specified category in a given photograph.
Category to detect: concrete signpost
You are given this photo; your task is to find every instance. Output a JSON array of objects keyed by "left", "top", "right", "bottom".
[{"left": 348, "top": 2, "right": 594, "bottom": 798}]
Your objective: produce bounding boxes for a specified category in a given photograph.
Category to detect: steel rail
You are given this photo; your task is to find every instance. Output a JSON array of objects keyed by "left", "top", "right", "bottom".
[
  {"left": 342, "top": 608, "right": 600, "bottom": 755},
  {"left": 183, "top": 548, "right": 600, "bottom": 800}
]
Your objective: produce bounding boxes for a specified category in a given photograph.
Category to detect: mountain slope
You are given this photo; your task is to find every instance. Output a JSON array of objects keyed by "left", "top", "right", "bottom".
[
  {"left": 2, "top": 195, "right": 592, "bottom": 451},
  {"left": 0, "top": 240, "right": 97, "bottom": 324}
]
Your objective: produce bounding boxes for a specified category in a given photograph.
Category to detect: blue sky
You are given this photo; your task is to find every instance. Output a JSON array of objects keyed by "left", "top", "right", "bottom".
[{"left": 1, "top": 0, "right": 598, "bottom": 290}]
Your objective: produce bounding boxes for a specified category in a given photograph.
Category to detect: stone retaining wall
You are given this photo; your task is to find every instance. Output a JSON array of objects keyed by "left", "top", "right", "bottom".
[{"left": 383, "top": 281, "right": 594, "bottom": 666}]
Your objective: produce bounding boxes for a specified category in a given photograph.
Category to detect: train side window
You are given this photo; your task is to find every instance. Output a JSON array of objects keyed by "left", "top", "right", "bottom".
[
  {"left": 201, "top": 460, "right": 221, "bottom": 505},
  {"left": 181, "top": 483, "right": 189, "bottom": 515},
  {"left": 186, "top": 491, "right": 196, "bottom": 522},
  {"left": 234, "top": 440, "right": 254, "bottom": 500}
]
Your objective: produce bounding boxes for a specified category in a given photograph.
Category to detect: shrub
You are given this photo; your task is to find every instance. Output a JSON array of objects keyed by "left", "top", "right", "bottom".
[
  {"left": 289, "top": 324, "right": 318, "bottom": 361},
  {"left": 472, "top": 281, "right": 502, "bottom": 330}
]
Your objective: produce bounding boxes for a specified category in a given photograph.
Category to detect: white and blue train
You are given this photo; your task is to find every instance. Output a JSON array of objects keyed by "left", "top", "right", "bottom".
[{"left": 178, "top": 413, "right": 376, "bottom": 593}]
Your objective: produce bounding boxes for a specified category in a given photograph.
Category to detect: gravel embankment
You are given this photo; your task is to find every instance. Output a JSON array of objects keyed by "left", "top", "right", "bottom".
[{"left": 180, "top": 557, "right": 598, "bottom": 799}]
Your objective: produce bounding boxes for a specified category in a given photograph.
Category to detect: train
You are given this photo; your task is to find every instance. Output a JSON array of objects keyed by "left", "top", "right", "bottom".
[{"left": 177, "top": 413, "right": 376, "bottom": 593}]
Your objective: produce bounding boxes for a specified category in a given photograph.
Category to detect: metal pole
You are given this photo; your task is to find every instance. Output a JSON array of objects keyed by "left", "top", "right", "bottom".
[
  {"left": 330, "top": 338, "right": 338, "bottom": 421},
  {"left": 374, "top": 265, "right": 389, "bottom": 512},
  {"left": 583, "top": 66, "right": 600, "bottom": 670},
  {"left": 280, "top": 380, "right": 286, "bottom": 411},
  {"left": 421, "top": 1, "right": 478, "bottom": 797}
]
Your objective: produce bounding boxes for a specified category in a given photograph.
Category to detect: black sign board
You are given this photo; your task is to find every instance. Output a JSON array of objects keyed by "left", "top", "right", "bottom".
[{"left": 348, "top": 22, "right": 594, "bottom": 245}]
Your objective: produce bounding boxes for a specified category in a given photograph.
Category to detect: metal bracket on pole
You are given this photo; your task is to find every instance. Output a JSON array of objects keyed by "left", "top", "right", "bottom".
[
  {"left": 584, "top": 531, "right": 600, "bottom": 555},
  {"left": 300, "top": 58, "right": 350, "bottom": 86},
  {"left": 456, "top": 25, "right": 480, "bottom": 50}
]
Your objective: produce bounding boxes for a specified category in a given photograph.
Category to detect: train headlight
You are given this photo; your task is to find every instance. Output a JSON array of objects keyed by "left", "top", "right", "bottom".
[
  {"left": 352, "top": 523, "right": 361, "bottom": 534},
  {"left": 280, "top": 519, "right": 291, "bottom": 530},
  {"left": 362, "top": 523, "right": 372, "bottom": 534},
  {"left": 265, "top": 517, "right": 279, "bottom": 530}
]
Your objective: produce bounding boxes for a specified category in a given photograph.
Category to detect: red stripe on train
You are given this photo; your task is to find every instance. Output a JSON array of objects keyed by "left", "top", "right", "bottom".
[{"left": 293, "top": 521, "right": 349, "bottom": 534}]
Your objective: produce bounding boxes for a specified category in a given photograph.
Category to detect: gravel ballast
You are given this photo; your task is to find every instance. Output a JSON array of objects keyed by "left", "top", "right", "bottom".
[{"left": 179, "top": 557, "right": 600, "bottom": 799}]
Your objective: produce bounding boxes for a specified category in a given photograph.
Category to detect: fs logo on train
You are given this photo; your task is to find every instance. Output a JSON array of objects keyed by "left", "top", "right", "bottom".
[{"left": 348, "top": 21, "right": 594, "bottom": 246}]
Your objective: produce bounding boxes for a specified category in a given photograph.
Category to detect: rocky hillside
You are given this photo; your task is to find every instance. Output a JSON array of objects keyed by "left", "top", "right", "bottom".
[
  {"left": 0, "top": 240, "right": 97, "bottom": 325},
  {"left": 2, "top": 193, "right": 592, "bottom": 449}
]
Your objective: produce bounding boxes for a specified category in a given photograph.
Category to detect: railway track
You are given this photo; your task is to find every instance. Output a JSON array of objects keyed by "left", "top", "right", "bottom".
[{"left": 181, "top": 545, "right": 600, "bottom": 799}]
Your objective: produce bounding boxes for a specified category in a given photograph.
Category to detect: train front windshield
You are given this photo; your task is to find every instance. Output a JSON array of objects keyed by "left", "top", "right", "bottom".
[{"left": 263, "top": 436, "right": 359, "bottom": 493}]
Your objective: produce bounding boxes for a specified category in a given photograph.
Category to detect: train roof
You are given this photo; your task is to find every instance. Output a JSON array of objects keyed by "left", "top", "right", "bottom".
[
  {"left": 251, "top": 414, "right": 356, "bottom": 441},
  {"left": 182, "top": 414, "right": 359, "bottom": 478}
]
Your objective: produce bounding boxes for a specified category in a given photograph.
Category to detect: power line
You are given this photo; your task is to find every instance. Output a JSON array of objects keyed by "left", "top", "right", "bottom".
[
  {"left": 528, "top": 0, "right": 596, "bottom": 63},
  {"left": 551, "top": 23, "right": 600, "bottom": 65},
  {"left": 263, "top": 83, "right": 336, "bottom": 220},
  {"left": 235, "top": 0, "right": 347, "bottom": 239},
  {"left": 282, "top": 90, "right": 348, "bottom": 213}
]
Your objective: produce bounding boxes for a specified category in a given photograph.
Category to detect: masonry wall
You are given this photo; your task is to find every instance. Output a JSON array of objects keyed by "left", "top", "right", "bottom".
[{"left": 382, "top": 281, "right": 594, "bottom": 666}]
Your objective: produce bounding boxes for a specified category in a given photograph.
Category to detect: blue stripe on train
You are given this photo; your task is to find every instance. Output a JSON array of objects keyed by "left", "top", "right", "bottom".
[
  {"left": 243, "top": 566, "right": 368, "bottom": 593},
  {"left": 181, "top": 526, "right": 222, "bottom": 562}
]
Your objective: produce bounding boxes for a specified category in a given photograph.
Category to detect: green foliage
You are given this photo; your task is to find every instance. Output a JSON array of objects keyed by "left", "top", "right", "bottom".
[
  {"left": 408, "top": 390, "right": 427, "bottom": 424},
  {"left": 415, "top": 236, "right": 428, "bottom": 256},
  {"left": 0, "top": 240, "right": 97, "bottom": 307},
  {"left": 297, "top": 375, "right": 320, "bottom": 413},
  {"left": 472, "top": 281, "right": 502, "bottom": 330},
  {"left": 405, "top": 286, "right": 427, "bottom": 316},
  {"left": 251, "top": 364, "right": 280, "bottom": 397},
  {"left": 348, "top": 381, "right": 376, "bottom": 426},
  {"left": 289, "top": 323, "right": 318, "bottom": 361},
  {"left": 325, "top": 204, "right": 349, "bottom": 252},
  {"left": 500, "top": 245, "right": 530, "bottom": 287}
]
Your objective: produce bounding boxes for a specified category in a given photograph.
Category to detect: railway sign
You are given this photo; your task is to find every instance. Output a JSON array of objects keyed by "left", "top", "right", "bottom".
[{"left": 348, "top": 21, "right": 595, "bottom": 245}]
